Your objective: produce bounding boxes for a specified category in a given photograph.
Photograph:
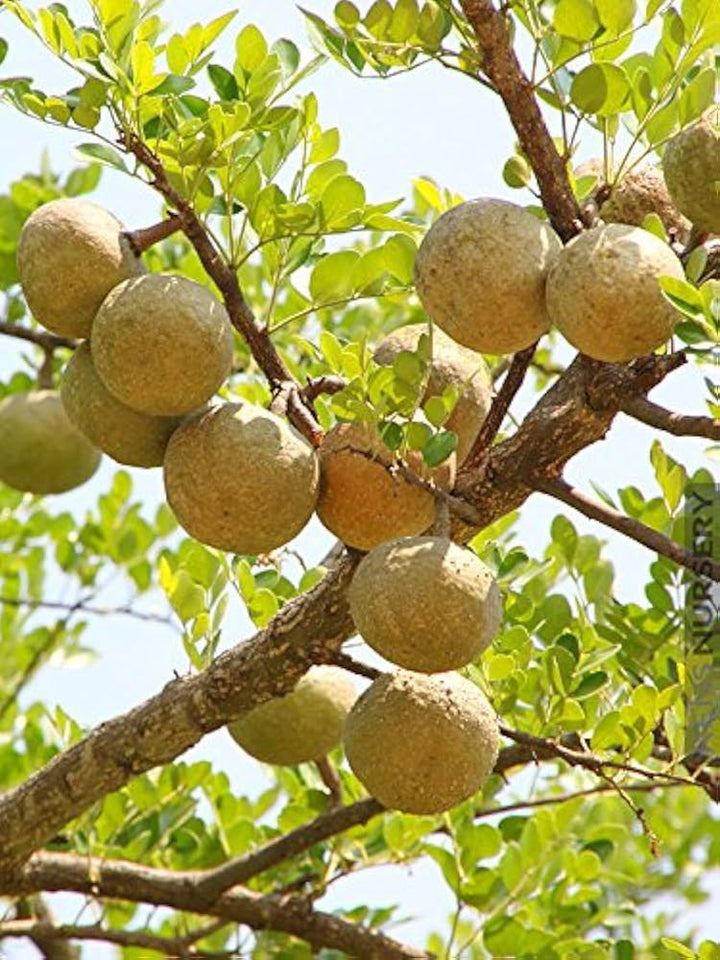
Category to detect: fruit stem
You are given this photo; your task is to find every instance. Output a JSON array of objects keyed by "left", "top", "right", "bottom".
[
  {"left": 124, "top": 213, "right": 183, "bottom": 256},
  {"left": 316, "top": 756, "right": 343, "bottom": 808},
  {"left": 37, "top": 349, "right": 54, "bottom": 390}
]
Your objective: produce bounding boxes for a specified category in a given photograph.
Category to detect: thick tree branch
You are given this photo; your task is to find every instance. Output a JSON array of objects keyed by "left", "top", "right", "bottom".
[
  {"left": 463, "top": 341, "right": 537, "bottom": 471},
  {"left": 121, "top": 134, "right": 323, "bottom": 445},
  {"left": 534, "top": 476, "right": 720, "bottom": 580},
  {"left": 619, "top": 394, "right": 720, "bottom": 441},
  {"left": 0, "top": 320, "right": 77, "bottom": 353},
  {"left": 123, "top": 213, "right": 183, "bottom": 256},
  {"left": 0, "top": 854, "right": 430, "bottom": 960},
  {"left": 459, "top": 0, "right": 585, "bottom": 240}
]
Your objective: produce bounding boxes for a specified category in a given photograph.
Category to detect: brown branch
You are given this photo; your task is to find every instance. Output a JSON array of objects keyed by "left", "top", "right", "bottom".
[
  {"left": 0, "top": 919, "right": 232, "bottom": 958},
  {"left": 463, "top": 341, "right": 537, "bottom": 472},
  {"left": 194, "top": 797, "right": 384, "bottom": 903},
  {"left": 0, "top": 552, "right": 360, "bottom": 872},
  {"left": 0, "top": 320, "right": 77, "bottom": 352},
  {"left": 123, "top": 213, "right": 183, "bottom": 256},
  {"left": 459, "top": 0, "right": 585, "bottom": 241},
  {"left": 0, "top": 854, "right": 430, "bottom": 960},
  {"left": 329, "top": 650, "right": 383, "bottom": 680},
  {"left": 13, "top": 897, "right": 79, "bottom": 960},
  {"left": 619, "top": 394, "right": 720, "bottom": 441},
  {"left": 534, "top": 476, "right": 720, "bottom": 581},
  {"left": 316, "top": 755, "right": 343, "bottom": 808},
  {"left": 121, "top": 133, "right": 323, "bottom": 445},
  {"left": 0, "top": 594, "right": 175, "bottom": 625},
  {"left": 302, "top": 374, "right": 347, "bottom": 403}
]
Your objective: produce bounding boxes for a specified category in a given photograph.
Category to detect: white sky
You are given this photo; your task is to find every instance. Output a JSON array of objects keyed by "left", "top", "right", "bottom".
[{"left": 0, "top": 1, "right": 718, "bottom": 955}]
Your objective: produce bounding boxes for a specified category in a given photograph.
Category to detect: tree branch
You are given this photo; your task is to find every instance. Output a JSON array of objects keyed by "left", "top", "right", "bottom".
[
  {"left": 0, "top": 854, "right": 430, "bottom": 960},
  {"left": 13, "top": 896, "right": 79, "bottom": 960},
  {"left": 121, "top": 134, "right": 323, "bottom": 445},
  {"left": 0, "top": 320, "right": 77, "bottom": 353},
  {"left": 0, "top": 594, "right": 175, "bottom": 626},
  {"left": 534, "top": 476, "right": 720, "bottom": 580},
  {"left": 463, "top": 341, "right": 537, "bottom": 472},
  {"left": 619, "top": 394, "right": 720, "bottom": 441},
  {"left": 123, "top": 213, "right": 183, "bottom": 256},
  {"left": 459, "top": 0, "right": 585, "bottom": 241}
]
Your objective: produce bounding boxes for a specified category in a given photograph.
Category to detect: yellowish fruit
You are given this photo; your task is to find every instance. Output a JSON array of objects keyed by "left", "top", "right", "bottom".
[
  {"left": 163, "top": 402, "right": 319, "bottom": 554},
  {"left": 344, "top": 670, "right": 499, "bottom": 814},
  {"left": 0, "top": 390, "right": 101, "bottom": 494},
  {"left": 546, "top": 224, "right": 684, "bottom": 362},
  {"left": 414, "top": 199, "right": 562, "bottom": 354},
  {"left": 61, "top": 343, "right": 182, "bottom": 468},
  {"left": 91, "top": 274, "right": 233, "bottom": 416},
  {"left": 348, "top": 537, "right": 502, "bottom": 673},
  {"left": 577, "top": 160, "right": 689, "bottom": 240},
  {"left": 17, "top": 198, "right": 145, "bottom": 338},
  {"left": 373, "top": 325, "right": 492, "bottom": 464},
  {"left": 316, "top": 421, "right": 456, "bottom": 552},
  {"left": 227, "top": 666, "right": 357, "bottom": 765},
  {"left": 662, "top": 110, "right": 720, "bottom": 234}
]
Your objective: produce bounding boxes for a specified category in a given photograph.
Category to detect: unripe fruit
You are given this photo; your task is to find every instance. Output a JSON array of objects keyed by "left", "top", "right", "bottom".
[
  {"left": 546, "top": 224, "right": 684, "bottom": 362},
  {"left": 0, "top": 390, "right": 101, "bottom": 494},
  {"left": 17, "top": 198, "right": 145, "bottom": 338},
  {"left": 61, "top": 343, "right": 182, "bottom": 468},
  {"left": 414, "top": 199, "right": 562, "bottom": 355},
  {"left": 662, "top": 110, "right": 720, "bottom": 234},
  {"left": 91, "top": 274, "right": 233, "bottom": 416},
  {"left": 316, "top": 421, "right": 456, "bottom": 551},
  {"left": 163, "top": 402, "right": 319, "bottom": 555},
  {"left": 577, "top": 160, "right": 689, "bottom": 240},
  {"left": 344, "top": 670, "right": 499, "bottom": 814},
  {"left": 349, "top": 537, "right": 502, "bottom": 673},
  {"left": 227, "top": 666, "right": 357, "bottom": 765},
  {"left": 373, "top": 325, "right": 493, "bottom": 464}
]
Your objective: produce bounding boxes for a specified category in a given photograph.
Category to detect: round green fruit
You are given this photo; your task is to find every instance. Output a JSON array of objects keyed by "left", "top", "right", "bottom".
[
  {"left": 316, "top": 421, "right": 456, "bottom": 552},
  {"left": 163, "top": 402, "right": 319, "bottom": 555},
  {"left": 0, "top": 390, "right": 101, "bottom": 494},
  {"left": 414, "top": 199, "right": 562, "bottom": 355},
  {"left": 17, "top": 198, "right": 145, "bottom": 338},
  {"left": 227, "top": 666, "right": 357, "bottom": 765},
  {"left": 546, "top": 224, "right": 684, "bottom": 362},
  {"left": 374, "top": 325, "right": 493, "bottom": 464},
  {"left": 662, "top": 110, "right": 720, "bottom": 234},
  {"left": 344, "top": 670, "right": 499, "bottom": 815},
  {"left": 349, "top": 537, "right": 502, "bottom": 673},
  {"left": 91, "top": 274, "right": 233, "bottom": 416},
  {"left": 61, "top": 343, "right": 182, "bottom": 468}
]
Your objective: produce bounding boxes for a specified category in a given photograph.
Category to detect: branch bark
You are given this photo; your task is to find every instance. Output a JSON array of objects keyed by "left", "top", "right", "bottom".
[
  {"left": 0, "top": 854, "right": 430, "bottom": 960},
  {"left": 535, "top": 476, "right": 720, "bottom": 580},
  {"left": 619, "top": 394, "right": 720, "bottom": 441},
  {"left": 0, "top": 320, "right": 77, "bottom": 353},
  {"left": 123, "top": 212, "right": 183, "bottom": 256},
  {"left": 459, "top": 0, "right": 585, "bottom": 241}
]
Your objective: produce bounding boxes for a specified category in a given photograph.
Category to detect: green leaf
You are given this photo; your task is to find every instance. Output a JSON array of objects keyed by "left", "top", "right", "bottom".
[
  {"left": 74, "top": 143, "right": 128, "bottom": 172},
  {"left": 335, "top": 1, "right": 360, "bottom": 31},
  {"left": 310, "top": 250, "right": 360, "bottom": 302},
  {"left": 571, "top": 62, "right": 630, "bottom": 115},
  {"left": 406, "top": 421, "right": 432, "bottom": 450},
  {"left": 321, "top": 174, "right": 366, "bottom": 227},
  {"left": 553, "top": 0, "right": 601, "bottom": 41},
  {"left": 236, "top": 23, "right": 267, "bottom": 73},
  {"left": 422, "top": 430, "right": 457, "bottom": 467},
  {"left": 503, "top": 155, "right": 532, "bottom": 188},
  {"left": 208, "top": 63, "right": 238, "bottom": 99},
  {"left": 678, "top": 67, "right": 715, "bottom": 125},
  {"left": 595, "top": 0, "right": 636, "bottom": 34},
  {"left": 0, "top": 39, "right": 9, "bottom": 66},
  {"left": 310, "top": 127, "right": 340, "bottom": 163}
]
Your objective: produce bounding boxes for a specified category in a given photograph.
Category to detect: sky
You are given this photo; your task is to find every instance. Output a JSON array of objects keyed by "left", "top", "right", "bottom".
[{"left": 0, "top": 0, "right": 718, "bottom": 955}]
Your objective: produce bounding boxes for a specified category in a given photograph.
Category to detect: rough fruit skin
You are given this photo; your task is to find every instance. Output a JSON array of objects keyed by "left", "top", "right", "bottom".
[
  {"left": 349, "top": 537, "right": 502, "bottom": 673},
  {"left": 344, "top": 670, "right": 499, "bottom": 815},
  {"left": 577, "top": 160, "right": 689, "bottom": 240},
  {"left": 227, "top": 666, "right": 357, "bottom": 765},
  {"left": 662, "top": 111, "right": 720, "bottom": 234},
  {"left": 374, "top": 325, "right": 492, "bottom": 464},
  {"left": 414, "top": 199, "right": 562, "bottom": 355},
  {"left": 163, "top": 402, "right": 319, "bottom": 554},
  {"left": 0, "top": 390, "right": 101, "bottom": 494},
  {"left": 316, "top": 421, "right": 456, "bottom": 552},
  {"left": 546, "top": 224, "right": 684, "bottom": 362},
  {"left": 17, "top": 198, "right": 144, "bottom": 338},
  {"left": 91, "top": 274, "right": 234, "bottom": 416},
  {"left": 61, "top": 343, "right": 182, "bottom": 468}
]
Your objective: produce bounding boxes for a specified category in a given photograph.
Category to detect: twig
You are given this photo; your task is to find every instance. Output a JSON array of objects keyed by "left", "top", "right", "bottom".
[
  {"left": 0, "top": 320, "right": 77, "bottom": 352},
  {"left": 459, "top": 0, "right": 586, "bottom": 240},
  {"left": 328, "top": 651, "right": 383, "bottom": 681},
  {"left": 619, "top": 394, "right": 720, "bottom": 441},
  {"left": 534, "top": 476, "right": 720, "bottom": 580},
  {"left": 121, "top": 133, "right": 323, "bottom": 446},
  {"left": 13, "top": 897, "right": 79, "bottom": 960},
  {"left": 302, "top": 375, "right": 346, "bottom": 403},
  {"left": 463, "top": 341, "right": 537, "bottom": 472},
  {"left": 0, "top": 595, "right": 175, "bottom": 625},
  {"left": 316, "top": 756, "right": 343, "bottom": 808},
  {"left": 122, "top": 213, "right": 183, "bottom": 256}
]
